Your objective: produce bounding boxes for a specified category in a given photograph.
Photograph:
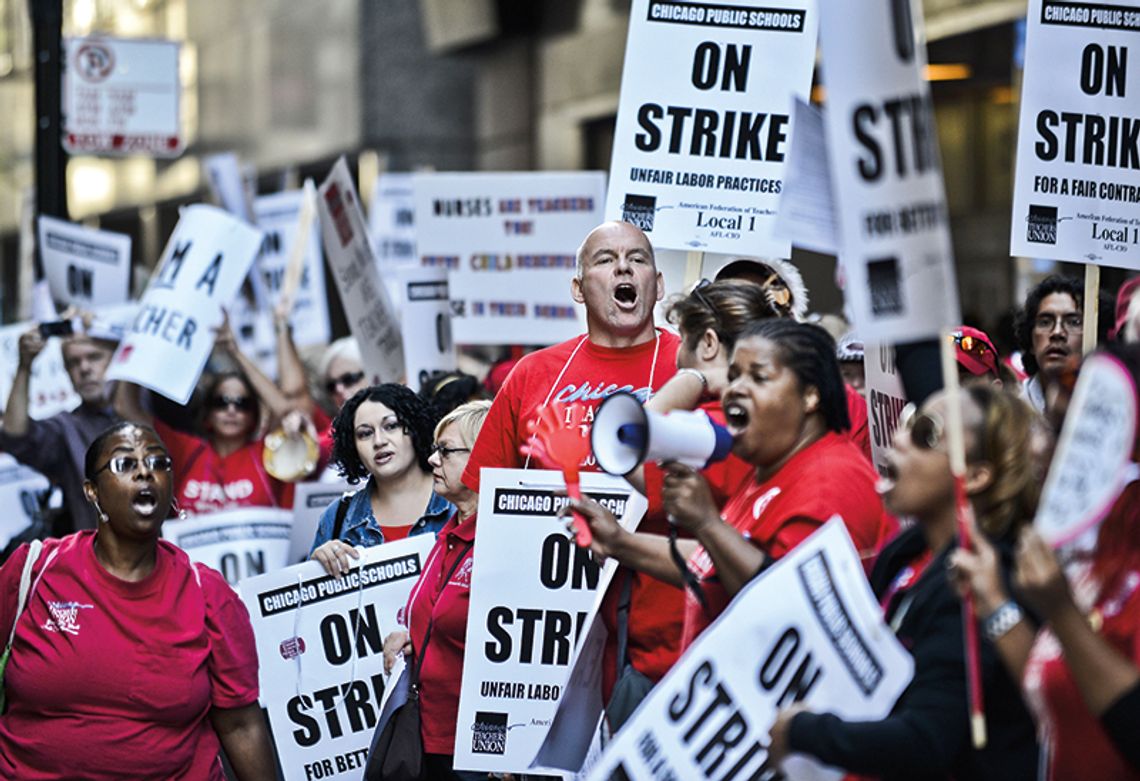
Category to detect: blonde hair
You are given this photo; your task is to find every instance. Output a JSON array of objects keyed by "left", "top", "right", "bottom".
[
  {"left": 965, "top": 383, "right": 1044, "bottom": 539},
  {"left": 435, "top": 400, "right": 493, "bottom": 448}
]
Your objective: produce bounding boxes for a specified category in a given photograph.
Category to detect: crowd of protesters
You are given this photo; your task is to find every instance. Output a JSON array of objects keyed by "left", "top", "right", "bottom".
[{"left": 0, "top": 217, "right": 1138, "bottom": 781}]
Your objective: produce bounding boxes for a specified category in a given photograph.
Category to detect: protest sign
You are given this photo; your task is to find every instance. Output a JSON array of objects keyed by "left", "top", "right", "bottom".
[
  {"left": 863, "top": 341, "right": 907, "bottom": 477},
  {"left": 453, "top": 468, "right": 647, "bottom": 774},
  {"left": 447, "top": 269, "right": 586, "bottom": 346},
  {"left": 204, "top": 152, "right": 254, "bottom": 224},
  {"left": 164, "top": 507, "right": 293, "bottom": 587},
  {"left": 63, "top": 36, "right": 182, "bottom": 156},
  {"left": 396, "top": 267, "right": 457, "bottom": 389},
  {"left": 289, "top": 481, "right": 351, "bottom": 566},
  {"left": 239, "top": 536, "right": 435, "bottom": 781},
  {"left": 369, "top": 172, "right": 418, "bottom": 270},
  {"left": 37, "top": 216, "right": 132, "bottom": 309},
  {"left": 1010, "top": 0, "right": 1140, "bottom": 269},
  {"left": 254, "top": 189, "right": 332, "bottom": 348},
  {"left": 318, "top": 157, "right": 405, "bottom": 384},
  {"left": 0, "top": 454, "right": 51, "bottom": 552},
  {"left": 819, "top": 0, "right": 961, "bottom": 342},
  {"left": 414, "top": 171, "right": 602, "bottom": 346},
  {"left": 1035, "top": 352, "right": 1139, "bottom": 548},
  {"left": 107, "top": 205, "right": 262, "bottom": 404},
  {"left": 587, "top": 519, "right": 914, "bottom": 781},
  {"left": 0, "top": 324, "right": 79, "bottom": 419},
  {"left": 604, "top": 0, "right": 818, "bottom": 256},
  {"left": 774, "top": 98, "right": 839, "bottom": 255}
]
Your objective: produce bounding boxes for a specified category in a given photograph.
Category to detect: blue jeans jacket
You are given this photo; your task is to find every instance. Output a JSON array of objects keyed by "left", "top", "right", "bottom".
[{"left": 309, "top": 477, "right": 453, "bottom": 553}]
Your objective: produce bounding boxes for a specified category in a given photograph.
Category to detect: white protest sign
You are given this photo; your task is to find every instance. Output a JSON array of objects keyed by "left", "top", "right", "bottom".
[
  {"left": 453, "top": 468, "right": 647, "bottom": 774},
  {"left": 289, "top": 481, "right": 350, "bottom": 566},
  {"left": 107, "top": 205, "right": 262, "bottom": 404},
  {"left": 204, "top": 152, "right": 254, "bottom": 224},
  {"left": 587, "top": 519, "right": 914, "bottom": 781},
  {"left": 396, "top": 267, "right": 457, "bottom": 390},
  {"left": 318, "top": 157, "right": 405, "bottom": 384},
  {"left": 37, "top": 216, "right": 132, "bottom": 309},
  {"left": 819, "top": 0, "right": 961, "bottom": 342},
  {"left": 448, "top": 269, "right": 586, "bottom": 346},
  {"left": 239, "top": 536, "right": 436, "bottom": 781},
  {"left": 1010, "top": 0, "right": 1140, "bottom": 269},
  {"left": 63, "top": 36, "right": 182, "bottom": 157},
  {"left": 774, "top": 98, "right": 839, "bottom": 255},
  {"left": 414, "top": 171, "right": 604, "bottom": 272},
  {"left": 863, "top": 341, "right": 907, "bottom": 477},
  {"left": 604, "top": 0, "right": 818, "bottom": 256},
  {"left": 1035, "top": 352, "right": 1139, "bottom": 548},
  {"left": 163, "top": 507, "right": 293, "bottom": 587},
  {"left": 255, "top": 189, "right": 332, "bottom": 348},
  {"left": 0, "top": 454, "right": 51, "bottom": 551},
  {"left": 369, "top": 173, "right": 418, "bottom": 270},
  {"left": 0, "top": 325, "right": 79, "bottom": 419}
]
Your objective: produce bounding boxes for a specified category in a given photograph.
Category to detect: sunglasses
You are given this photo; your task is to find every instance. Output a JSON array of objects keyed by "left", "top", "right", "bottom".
[
  {"left": 953, "top": 332, "right": 994, "bottom": 358},
  {"left": 431, "top": 444, "right": 471, "bottom": 460},
  {"left": 899, "top": 403, "right": 944, "bottom": 451},
  {"left": 208, "top": 394, "right": 255, "bottom": 412},
  {"left": 95, "top": 454, "right": 173, "bottom": 476},
  {"left": 325, "top": 370, "right": 366, "bottom": 395}
]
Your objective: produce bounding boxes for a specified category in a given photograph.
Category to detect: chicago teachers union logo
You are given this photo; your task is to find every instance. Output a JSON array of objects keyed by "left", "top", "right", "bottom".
[
  {"left": 621, "top": 194, "right": 656, "bottom": 231},
  {"left": 471, "top": 711, "right": 509, "bottom": 755},
  {"left": 1027, "top": 205, "right": 1058, "bottom": 245}
]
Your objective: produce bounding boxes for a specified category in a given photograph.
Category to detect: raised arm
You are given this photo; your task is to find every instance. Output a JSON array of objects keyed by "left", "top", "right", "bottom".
[
  {"left": 2, "top": 328, "right": 43, "bottom": 438},
  {"left": 215, "top": 312, "right": 295, "bottom": 422},
  {"left": 112, "top": 380, "right": 154, "bottom": 427}
]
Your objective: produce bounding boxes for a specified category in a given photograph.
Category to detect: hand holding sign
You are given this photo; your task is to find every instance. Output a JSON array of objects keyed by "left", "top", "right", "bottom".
[
  {"left": 1035, "top": 353, "right": 1140, "bottom": 549},
  {"left": 522, "top": 402, "right": 592, "bottom": 546}
]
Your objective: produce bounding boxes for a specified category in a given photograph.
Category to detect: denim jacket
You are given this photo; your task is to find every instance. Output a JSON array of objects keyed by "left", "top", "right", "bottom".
[{"left": 309, "top": 477, "right": 453, "bottom": 553}]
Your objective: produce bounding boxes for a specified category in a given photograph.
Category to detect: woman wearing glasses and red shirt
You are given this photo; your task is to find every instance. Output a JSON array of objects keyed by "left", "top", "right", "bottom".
[
  {"left": 0, "top": 422, "right": 274, "bottom": 779},
  {"left": 115, "top": 371, "right": 298, "bottom": 516}
]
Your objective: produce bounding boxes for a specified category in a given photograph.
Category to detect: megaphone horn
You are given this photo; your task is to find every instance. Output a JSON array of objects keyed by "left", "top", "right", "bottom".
[{"left": 591, "top": 391, "right": 733, "bottom": 476}]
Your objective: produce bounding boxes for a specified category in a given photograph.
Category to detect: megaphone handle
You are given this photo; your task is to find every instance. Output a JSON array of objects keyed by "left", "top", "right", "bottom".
[{"left": 566, "top": 482, "right": 593, "bottom": 548}]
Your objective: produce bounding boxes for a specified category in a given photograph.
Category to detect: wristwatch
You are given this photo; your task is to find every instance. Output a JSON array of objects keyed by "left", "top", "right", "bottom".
[{"left": 982, "top": 600, "right": 1023, "bottom": 643}]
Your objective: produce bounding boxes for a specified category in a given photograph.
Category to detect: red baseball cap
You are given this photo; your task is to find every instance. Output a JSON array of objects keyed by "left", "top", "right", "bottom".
[{"left": 954, "top": 326, "right": 1000, "bottom": 378}]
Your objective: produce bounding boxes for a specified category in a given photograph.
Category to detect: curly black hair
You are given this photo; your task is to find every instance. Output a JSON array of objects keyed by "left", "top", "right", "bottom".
[
  {"left": 734, "top": 319, "right": 851, "bottom": 434},
  {"left": 1015, "top": 275, "right": 1083, "bottom": 377},
  {"left": 331, "top": 384, "right": 439, "bottom": 485}
]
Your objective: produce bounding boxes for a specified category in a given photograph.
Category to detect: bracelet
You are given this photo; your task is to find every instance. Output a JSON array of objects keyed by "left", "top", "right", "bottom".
[
  {"left": 982, "top": 600, "right": 1023, "bottom": 643},
  {"left": 675, "top": 368, "right": 708, "bottom": 391}
]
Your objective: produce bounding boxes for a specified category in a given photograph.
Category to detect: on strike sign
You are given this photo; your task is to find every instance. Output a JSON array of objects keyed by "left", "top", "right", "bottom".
[
  {"left": 605, "top": 0, "right": 818, "bottom": 256},
  {"left": 1011, "top": 0, "right": 1140, "bottom": 269},
  {"left": 63, "top": 37, "right": 183, "bottom": 157}
]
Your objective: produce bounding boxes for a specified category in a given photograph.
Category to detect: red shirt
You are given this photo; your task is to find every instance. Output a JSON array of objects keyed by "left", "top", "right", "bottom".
[
  {"left": 404, "top": 512, "right": 477, "bottom": 755},
  {"left": 0, "top": 532, "right": 259, "bottom": 780},
  {"left": 1024, "top": 567, "right": 1140, "bottom": 781},
  {"left": 156, "top": 421, "right": 286, "bottom": 516},
  {"left": 681, "top": 432, "right": 895, "bottom": 648},
  {"left": 462, "top": 330, "right": 681, "bottom": 492},
  {"left": 600, "top": 402, "right": 754, "bottom": 696}
]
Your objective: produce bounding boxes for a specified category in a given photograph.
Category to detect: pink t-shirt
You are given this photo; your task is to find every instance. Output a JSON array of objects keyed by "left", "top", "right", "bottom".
[{"left": 0, "top": 532, "right": 259, "bottom": 780}]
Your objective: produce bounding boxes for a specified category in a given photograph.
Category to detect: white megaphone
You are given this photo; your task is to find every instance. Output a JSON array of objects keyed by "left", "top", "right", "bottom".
[{"left": 591, "top": 391, "right": 734, "bottom": 476}]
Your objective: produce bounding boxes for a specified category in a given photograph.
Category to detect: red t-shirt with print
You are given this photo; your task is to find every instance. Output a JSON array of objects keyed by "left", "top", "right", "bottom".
[
  {"left": 681, "top": 431, "right": 895, "bottom": 649},
  {"left": 462, "top": 330, "right": 681, "bottom": 492},
  {"left": 156, "top": 421, "right": 286, "bottom": 516},
  {"left": 0, "top": 532, "right": 259, "bottom": 780},
  {"left": 404, "top": 512, "right": 476, "bottom": 755}
]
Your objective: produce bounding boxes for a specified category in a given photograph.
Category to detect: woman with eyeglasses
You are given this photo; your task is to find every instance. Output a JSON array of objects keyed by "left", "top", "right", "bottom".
[
  {"left": 568, "top": 320, "right": 895, "bottom": 654},
  {"left": 377, "top": 400, "right": 491, "bottom": 781},
  {"left": 951, "top": 343, "right": 1140, "bottom": 781},
  {"left": 115, "top": 370, "right": 299, "bottom": 516},
  {"left": 309, "top": 384, "right": 452, "bottom": 576},
  {"left": 766, "top": 384, "right": 1042, "bottom": 780},
  {"left": 0, "top": 422, "right": 275, "bottom": 780}
]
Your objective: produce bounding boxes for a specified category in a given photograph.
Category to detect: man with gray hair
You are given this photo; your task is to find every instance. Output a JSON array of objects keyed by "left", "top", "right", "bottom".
[{"left": 1, "top": 326, "right": 120, "bottom": 533}]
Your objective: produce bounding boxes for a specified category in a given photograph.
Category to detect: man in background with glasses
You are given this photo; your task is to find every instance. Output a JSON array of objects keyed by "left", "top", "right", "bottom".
[
  {"left": 1, "top": 323, "right": 121, "bottom": 534},
  {"left": 1015, "top": 275, "right": 1085, "bottom": 414}
]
